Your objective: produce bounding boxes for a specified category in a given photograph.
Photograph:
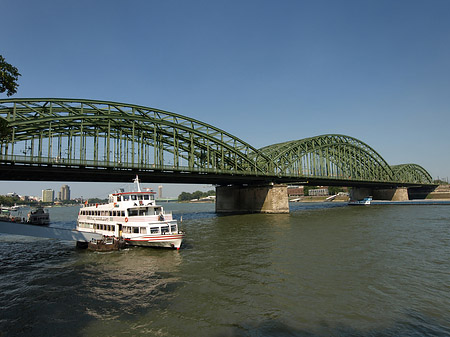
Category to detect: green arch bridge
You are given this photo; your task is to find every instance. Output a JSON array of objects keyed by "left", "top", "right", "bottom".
[{"left": 0, "top": 98, "right": 433, "bottom": 188}]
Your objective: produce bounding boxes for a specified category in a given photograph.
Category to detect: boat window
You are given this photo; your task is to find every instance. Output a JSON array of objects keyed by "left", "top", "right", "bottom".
[
  {"left": 161, "top": 225, "right": 169, "bottom": 234},
  {"left": 121, "top": 211, "right": 125, "bottom": 217},
  {"left": 143, "top": 195, "right": 149, "bottom": 200},
  {"left": 133, "top": 227, "right": 139, "bottom": 234},
  {"left": 154, "top": 207, "right": 161, "bottom": 215},
  {"left": 117, "top": 196, "right": 121, "bottom": 201},
  {"left": 123, "top": 195, "right": 130, "bottom": 201},
  {"left": 138, "top": 195, "right": 143, "bottom": 200},
  {"left": 140, "top": 227, "right": 147, "bottom": 234},
  {"left": 170, "top": 225, "right": 177, "bottom": 232},
  {"left": 131, "top": 195, "right": 137, "bottom": 200},
  {"left": 128, "top": 209, "right": 138, "bottom": 216},
  {"left": 150, "top": 227, "right": 159, "bottom": 234},
  {"left": 138, "top": 210, "right": 146, "bottom": 216}
]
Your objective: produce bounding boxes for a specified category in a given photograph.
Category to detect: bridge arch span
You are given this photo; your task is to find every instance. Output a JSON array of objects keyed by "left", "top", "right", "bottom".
[
  {"left": 391, "top": 164, "right": 433, "bottom": 184},
  {"left": 0, "top": 98, "right": 434, "bottom": 186},
  {"left": 0, "top": 98, "right": 271, "bottom": 176},
  {"left": 257, "top": 134, "right": 397, "bottom": 182}
]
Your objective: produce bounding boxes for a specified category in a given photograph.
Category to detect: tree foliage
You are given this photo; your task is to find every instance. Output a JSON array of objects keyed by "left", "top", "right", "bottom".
[
  {"left": 0, "top": 55, "right": 21, "bottom": 97},
  {"left": 178, "top": 190, "right": 215, "bottom": 201},
  {"left": 0, "top": 195, "right": 24, "bottom": 207}
]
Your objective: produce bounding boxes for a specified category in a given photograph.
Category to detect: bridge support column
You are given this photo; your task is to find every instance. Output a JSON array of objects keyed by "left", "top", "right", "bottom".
[
  {"left": 215, "top": 184, "right": 289, "bottom": 214},
  {"left": 373, "top": 187, "right": 409, "bottom": 201},
  {"left": 351, "top": 187, "right": 410, "bottom": 201},
  {"left": 349, "top": 188, "right": 373, "bottom": 201}
]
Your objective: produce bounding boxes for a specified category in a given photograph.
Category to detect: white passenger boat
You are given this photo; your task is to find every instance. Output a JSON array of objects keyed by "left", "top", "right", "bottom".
[
  {"left": 348, "top": 196, "right": 372, "bottom": 205},
  {"left": 76, "top": 176, "right": 184, "bottom": 249}
]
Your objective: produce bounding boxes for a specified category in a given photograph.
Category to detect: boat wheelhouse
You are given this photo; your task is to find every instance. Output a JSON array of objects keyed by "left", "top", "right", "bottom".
[{"left": 76, "top": 177, "right": 184, "bottom": 249}]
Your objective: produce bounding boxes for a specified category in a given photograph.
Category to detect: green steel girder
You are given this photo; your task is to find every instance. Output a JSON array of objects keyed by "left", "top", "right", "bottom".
[
  {"left": 391, "top": 164, "right": 433, "bottom": 184},
  {"left": 256, "top": 134, "right": 397, "bottom": 182},
  {"left": 0, "top": 98, "right": 434, "bottom": 186},
  {"left": 0, "top": 98, "right": 272, "bottom": 174}
]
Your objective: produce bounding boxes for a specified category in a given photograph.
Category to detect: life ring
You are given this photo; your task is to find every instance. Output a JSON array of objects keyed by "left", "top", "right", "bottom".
[{"left": 125, "top": 217, "right": 129, "bottom": 223}]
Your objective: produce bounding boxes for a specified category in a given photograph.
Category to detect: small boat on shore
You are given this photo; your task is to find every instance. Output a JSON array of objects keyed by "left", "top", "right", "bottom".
[
  {"left": 348, "top": 196, "right": 372, "bottom": 206},
  {"left": 76, "top": 176, "right": 184, "bottom": 249}
]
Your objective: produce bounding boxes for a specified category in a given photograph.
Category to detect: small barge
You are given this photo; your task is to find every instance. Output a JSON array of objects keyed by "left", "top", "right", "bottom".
[{"left": 348, "top": 196, "right": 372, "bottom": 206}]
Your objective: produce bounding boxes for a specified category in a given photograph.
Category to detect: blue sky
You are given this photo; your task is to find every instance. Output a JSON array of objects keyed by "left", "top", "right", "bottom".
[{"left": 1, "top": 0, "right": 450, "bottom": 198}]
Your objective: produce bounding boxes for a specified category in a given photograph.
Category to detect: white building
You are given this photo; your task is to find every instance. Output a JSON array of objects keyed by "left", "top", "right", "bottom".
[{"left": 42, "top": 189, "right": 54, "bottom": 203}]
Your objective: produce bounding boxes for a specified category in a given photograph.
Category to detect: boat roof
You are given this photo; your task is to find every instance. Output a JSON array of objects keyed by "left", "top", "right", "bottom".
[{"left": 112, "top": 191, "right": 156, "bottom": 196}]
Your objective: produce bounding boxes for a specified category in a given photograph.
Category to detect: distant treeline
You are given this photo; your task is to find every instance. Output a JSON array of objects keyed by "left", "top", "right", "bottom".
[
  {"left": 178, "top": 190, "right": 215, "bottom": 202},
  {"left": 85, "top": 198, "right": 108, "bottom": 204},
  {"left": 0, "top": 195, "right": 27, "bottom": 207}
]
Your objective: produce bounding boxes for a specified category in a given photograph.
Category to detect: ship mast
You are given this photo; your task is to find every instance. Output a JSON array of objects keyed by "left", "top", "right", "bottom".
[{"left": 133, "top": 175, "right": 142, "bottom": 192}]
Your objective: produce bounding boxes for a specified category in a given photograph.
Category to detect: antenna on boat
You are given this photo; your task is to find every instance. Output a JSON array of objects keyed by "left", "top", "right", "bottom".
[{"left": 133, "top": 175, "right": 142, "bottom": 192}]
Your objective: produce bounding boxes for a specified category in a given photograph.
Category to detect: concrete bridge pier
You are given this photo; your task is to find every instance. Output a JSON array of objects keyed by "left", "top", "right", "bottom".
[
  {"left": 215, "top": 184, "right": 289, "bottom": 214},
  {"left": 350, "top": 187, "right": 410, "bottom": 201}
]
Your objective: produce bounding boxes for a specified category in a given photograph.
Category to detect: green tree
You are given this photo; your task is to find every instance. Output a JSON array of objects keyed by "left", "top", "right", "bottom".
[
  {"left": 178, "top": 192, "right": 192, "bottom": 202},
  {"left": 0, "top": 55, "right": 21, "bottom": 96}
]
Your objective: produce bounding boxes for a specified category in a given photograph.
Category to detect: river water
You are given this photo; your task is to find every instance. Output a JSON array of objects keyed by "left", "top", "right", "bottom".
[{"left": 0, "top": 202, "right": 449, "bottom": 336}]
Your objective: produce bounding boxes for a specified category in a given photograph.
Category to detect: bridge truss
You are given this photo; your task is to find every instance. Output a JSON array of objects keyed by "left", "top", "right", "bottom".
[{"left": 0, "top": 98, "right": 433, "bottom": 186}]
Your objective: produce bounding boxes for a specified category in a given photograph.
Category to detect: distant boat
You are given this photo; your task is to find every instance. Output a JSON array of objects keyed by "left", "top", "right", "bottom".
[
  {"left": 348, "top": 196, "right": 372, "bottom": 206},
  {"left": 27, "top": 207, "right": 50, "bottom": 226}
]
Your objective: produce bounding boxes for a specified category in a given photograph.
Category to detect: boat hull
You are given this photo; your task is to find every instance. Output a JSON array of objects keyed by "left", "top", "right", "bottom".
[{"left": 124, "top": 233, "right": 184, "bottom": 249}]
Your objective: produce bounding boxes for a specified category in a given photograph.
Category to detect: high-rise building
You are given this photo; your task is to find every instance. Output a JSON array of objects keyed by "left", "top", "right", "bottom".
[
  {"left": 60, "top": 185, "right": 70, "bottom": 201},
  {"left": 158, "top": 185, "right": 163, "bottom": 199},
  {"left": 42, "top": 189, "right": 54, "bottom": 203}
]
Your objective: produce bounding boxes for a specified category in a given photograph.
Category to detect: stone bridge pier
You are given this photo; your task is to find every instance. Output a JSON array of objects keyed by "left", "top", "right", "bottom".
[
  {"left": 215, "top": 184, "right": 289, "bottom": 214},
  {"left": 350, "top": 187, "right": 410, "bottom": 201}
]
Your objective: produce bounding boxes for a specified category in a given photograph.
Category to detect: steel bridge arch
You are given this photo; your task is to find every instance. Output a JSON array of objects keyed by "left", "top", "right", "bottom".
[
  {"left": 391, "top": 164, "right": 433, "bottom": 184},
  {"left": 0, "top": 98, "right": 434, "bottom": 186},
  {"left": 0, "top": 98, "right": 272, "bottom": 175},
  {"left": 257, "top": 134, "right": 397, "bottom": 182}
]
